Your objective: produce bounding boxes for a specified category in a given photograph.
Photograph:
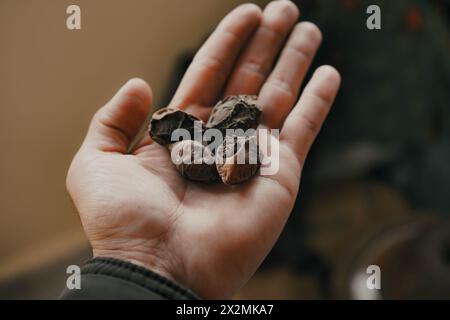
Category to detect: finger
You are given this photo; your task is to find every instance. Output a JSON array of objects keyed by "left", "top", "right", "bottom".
[
  {"left": 280, "top": 65, "right": 341, "bottom": 165},
  {"left": 84, "top": 78, "right": 152, "bottom": 153},
  {"left": 224, "top": 0, "right": 299, "bottom": 96},
  {"left": 169, "top": 4, "right": 262, "bottom": 115},
  {"left": 259, "top": 22, "right": 322, "bottom": 129}
]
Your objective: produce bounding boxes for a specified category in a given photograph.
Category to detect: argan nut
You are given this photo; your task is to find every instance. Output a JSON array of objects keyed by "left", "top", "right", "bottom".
[
  {"left": 149, "top": 107, "right": 203, "bottom": 145},
  {"left": 206, "top": 95, "right": 262, "bottom": 132},
  {"left": 170, "top": 140, "right": 219, "bottom": 182},
  {"left": 215, "top": 135, "right": 261, "bottom": 185}
]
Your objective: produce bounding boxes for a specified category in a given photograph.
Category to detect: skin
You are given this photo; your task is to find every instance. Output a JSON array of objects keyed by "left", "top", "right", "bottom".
[{"left": 66, "top": 1, "right": 341, "bottom": 299}]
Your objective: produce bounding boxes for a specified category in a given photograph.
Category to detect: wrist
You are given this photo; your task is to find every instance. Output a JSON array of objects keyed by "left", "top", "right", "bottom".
[{"left": 92, "top": 248, "right": 178, "bottom": 286}]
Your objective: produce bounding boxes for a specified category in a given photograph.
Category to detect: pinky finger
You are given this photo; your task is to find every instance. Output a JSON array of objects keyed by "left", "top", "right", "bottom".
[{"left": 280, "top": 65, "right": 341, "bottom": 165}]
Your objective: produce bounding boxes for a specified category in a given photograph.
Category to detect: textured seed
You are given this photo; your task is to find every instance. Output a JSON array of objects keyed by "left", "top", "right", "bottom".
[
  {"left": 169, "top": 140, "right": 219, "bottom": 182},
  {"left": 206, "top": 95, "right": 262, "bottom": 132},
  {"left": 215, "top": 135, "right": 261, "bottom": 185},
  {"left": 149, "top": 107, "right": 203, "bottom": 145},
  {"left": 148, "top": 96, "right": 264, "bottom": 185}
]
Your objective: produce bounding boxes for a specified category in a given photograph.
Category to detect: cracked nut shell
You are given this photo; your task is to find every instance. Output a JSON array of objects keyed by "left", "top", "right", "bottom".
[
  {"left": 206, "top": 95, "right": 262, "bottom": 132},
  {"left": 169, "top": 140, "right": 219, "bottom": 182},
  {"left": 215, "top": 135, "right": 261, "bottom": 185},
  {"left": 149, "top": 107, "right": 203, "bottom": 145}
]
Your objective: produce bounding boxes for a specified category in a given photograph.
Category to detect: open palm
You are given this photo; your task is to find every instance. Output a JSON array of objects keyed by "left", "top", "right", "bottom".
[{"left": 67, "top": 2, "right": 340, "bottom": 299}]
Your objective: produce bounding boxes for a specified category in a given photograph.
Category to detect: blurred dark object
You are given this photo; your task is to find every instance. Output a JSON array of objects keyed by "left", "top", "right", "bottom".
[
  {"left": 304, "top": 182, "right": 410, "bottom": 266},
  {"left": 235, "top": 266, "right": 323, "bottom": 299},
  {"left": 309, "top": 141, "right": 402, "bottom": 183},
  {"left": 160, "top": 52, "right": 194, "bottom": 106},
  {"left": 335, "top": 215, "right": 450, "bottom": 299},
  {"left": 385, "top": 140, "right": 450, "bottom": 215},
  {"left": 295, "top": 0, "right": 450, "bottom": 215}
]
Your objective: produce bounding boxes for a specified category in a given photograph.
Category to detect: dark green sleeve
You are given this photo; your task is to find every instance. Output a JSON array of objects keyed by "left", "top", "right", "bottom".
[{"left": 60, "top": 257, "right": 199, "bottom": 300}]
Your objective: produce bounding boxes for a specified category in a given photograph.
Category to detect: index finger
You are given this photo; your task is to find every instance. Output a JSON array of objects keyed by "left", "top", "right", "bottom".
[{"left": 169, "top": 4, "right": 262, "bottom": 117}]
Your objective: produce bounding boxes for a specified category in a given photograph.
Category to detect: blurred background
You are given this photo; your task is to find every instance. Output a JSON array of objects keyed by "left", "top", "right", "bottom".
[{"left": 0, "top": 0, "right": 449, "bottom": 299}]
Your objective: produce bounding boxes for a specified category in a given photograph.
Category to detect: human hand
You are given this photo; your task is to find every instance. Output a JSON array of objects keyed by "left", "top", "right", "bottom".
[{"left": 66, "top": 1, "right": 340, "bottom": 299}]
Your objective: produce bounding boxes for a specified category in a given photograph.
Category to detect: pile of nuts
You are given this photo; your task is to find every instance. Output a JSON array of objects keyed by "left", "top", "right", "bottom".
[{"left": 148, "top": 95, "right": 263, "bottom": 185}]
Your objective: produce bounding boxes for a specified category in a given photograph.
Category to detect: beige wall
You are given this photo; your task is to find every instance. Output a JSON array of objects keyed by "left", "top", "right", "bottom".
[{"left": 0, "top": 0, "right": 268, "bottom": 278}]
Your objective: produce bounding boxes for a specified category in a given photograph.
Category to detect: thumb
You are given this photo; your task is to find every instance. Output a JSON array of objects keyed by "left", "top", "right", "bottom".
[{"left": 83, "top": 78, "right": 153, "bottom": 153}]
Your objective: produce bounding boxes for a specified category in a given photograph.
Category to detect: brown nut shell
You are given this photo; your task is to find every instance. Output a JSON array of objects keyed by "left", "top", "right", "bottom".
[
  {"left": 149, "top": 107, "right": 203, "bottom": 145},
  {"left": 206, "top": 95, "right": 262, "bottom": 132},
  {"left": 215, "top": 135, "right": 261, "bottom": 185},
  {"left": 170, "top": 140, "right": 219, "bottom": 182}
]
